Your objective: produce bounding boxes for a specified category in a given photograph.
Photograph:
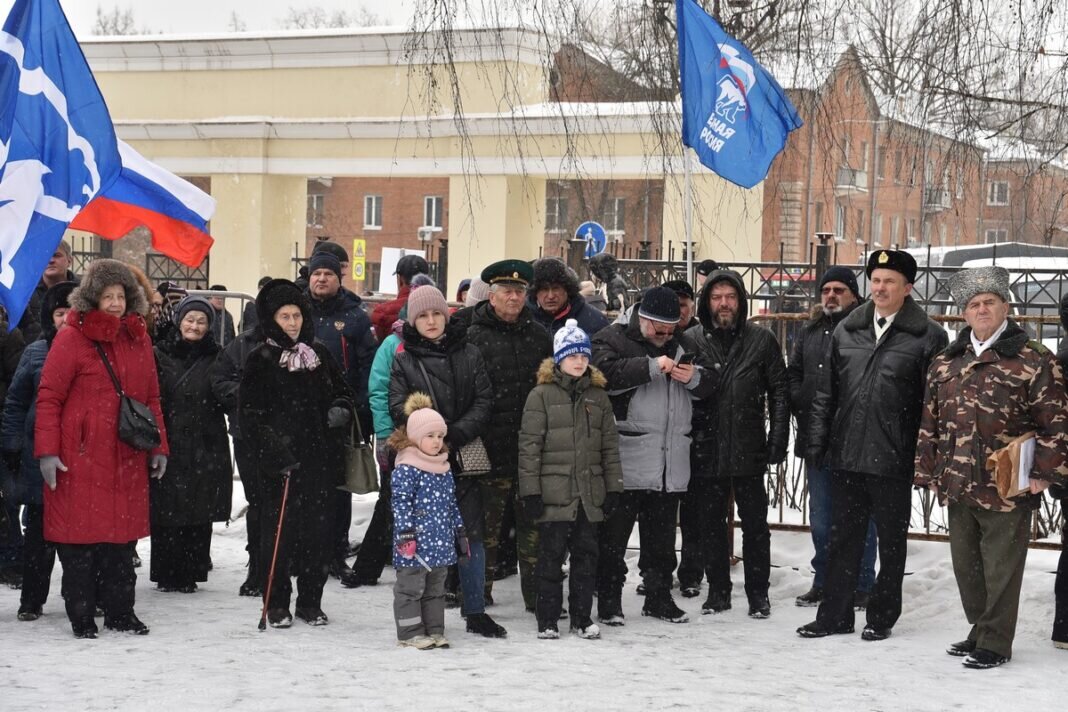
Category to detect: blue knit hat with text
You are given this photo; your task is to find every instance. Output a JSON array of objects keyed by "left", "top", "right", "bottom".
[{"left": 553, "top": 318, "right": 592, "bottom": 364}]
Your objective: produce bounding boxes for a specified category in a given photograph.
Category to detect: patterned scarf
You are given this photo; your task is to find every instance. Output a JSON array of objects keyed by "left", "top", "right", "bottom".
[{"left": 266, "top": 339, "right": 321, "bottom": 372}]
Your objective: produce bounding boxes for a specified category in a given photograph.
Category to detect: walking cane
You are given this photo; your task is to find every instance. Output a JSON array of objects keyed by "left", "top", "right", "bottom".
[{"left": 258, "top": 471, "right": 292, "bottom": 631}]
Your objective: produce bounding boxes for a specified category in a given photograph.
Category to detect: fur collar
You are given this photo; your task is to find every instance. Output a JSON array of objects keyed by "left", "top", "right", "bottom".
[
  {"left": 842, "top": 296, "right": 929, "bottom": 336},
  {"left": 68, "top": 309, "right": 148, "bottom": 343},
  {"left": 535, "top": 357, "right": 607, "bottom": 388},
  {"left": 943, "top": 319, "right": 1029, "bottom": 359}
]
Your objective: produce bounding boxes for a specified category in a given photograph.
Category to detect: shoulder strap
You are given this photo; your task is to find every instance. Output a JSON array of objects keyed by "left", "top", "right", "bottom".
[
  {"left": 94, "top": 342, "right": 125, "bottom": 396},
  {"left": 414, "top": 357, "right": 440, "bottom": 409}
]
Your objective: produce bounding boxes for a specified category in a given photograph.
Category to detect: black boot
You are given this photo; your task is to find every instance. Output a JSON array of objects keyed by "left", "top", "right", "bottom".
[
  {"left": 466, "top": 612, "right": 507, "bottom": 638},
  {"left": 642, "top": 592, "right": 689, "bottom": 623}
]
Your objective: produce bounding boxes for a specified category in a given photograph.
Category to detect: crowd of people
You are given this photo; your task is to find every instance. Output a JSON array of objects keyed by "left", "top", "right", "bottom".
[{"left": 0, "top": 240, "right": 1065, "bottom": 668}]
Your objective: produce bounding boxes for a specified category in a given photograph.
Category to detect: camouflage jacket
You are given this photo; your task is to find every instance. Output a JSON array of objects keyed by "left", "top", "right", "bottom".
[{"left": 914, "top": 320, "right": 1068, "bottom": 511}]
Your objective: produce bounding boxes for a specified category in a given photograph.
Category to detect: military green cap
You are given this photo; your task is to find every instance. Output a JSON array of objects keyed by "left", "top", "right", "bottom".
[{"left": 481, "top": 259, "right": 533, "bottom": 288}]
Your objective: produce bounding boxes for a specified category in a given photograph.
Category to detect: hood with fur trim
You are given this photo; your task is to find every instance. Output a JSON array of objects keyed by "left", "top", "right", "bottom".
[
  {"left": 69, "top": 259, "right": 148, "bottom": 317},
  {"left": 530, "top": 257, "right": 580, "bottom": 300},
  {"left": 535, "top": 356, "right": 607, "bottom": 388}
]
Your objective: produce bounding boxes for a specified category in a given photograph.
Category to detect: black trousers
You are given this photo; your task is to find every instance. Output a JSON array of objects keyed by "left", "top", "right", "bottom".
[
  {"left": 816, "top": 470, "right": 911, "bottom": 631},
  {"left": 536, "top": 507, "right": 598, "bottom": 629},
  {"left": 698, "top": 476, "right": 770, "bottom": 600},
  {"left": 150, "top": 523, "right": 212, "bottom": 588},
  {"left": 56, "top": 542, "right": 136, "bottom": 628},
  {"left": 1055, "top": 517, "right": 1068, "bottom": 643},
  {"left": 352, "top": 444, "right": 395, "bottom": 581},
  {"left": 676, "top": 490, "right": 702, "bottom": 587},
  {"left": 260, "top": 476, "right": 330, "bottom": 612},
  {"left": 20, "top": 504, "right": 56, "bottom": 610},
  {"left": 597, "top": 490, "right": 679, "bottom": 602},
  {"left": 234, "top": 441, "right": 262, "bottom": 583}
]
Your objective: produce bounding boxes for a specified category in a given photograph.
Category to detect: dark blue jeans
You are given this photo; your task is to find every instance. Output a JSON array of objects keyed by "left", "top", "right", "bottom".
[{"left": 808, "top": 463, "right": 877, "bottom": 592}]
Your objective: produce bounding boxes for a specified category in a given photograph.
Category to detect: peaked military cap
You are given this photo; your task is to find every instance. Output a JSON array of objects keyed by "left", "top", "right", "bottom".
[
  {"left": 481, "top": 259, "right": 534, "bottom": 288},
  {"left": 865, "top": 249, "right": 918, "bottom": 284}
]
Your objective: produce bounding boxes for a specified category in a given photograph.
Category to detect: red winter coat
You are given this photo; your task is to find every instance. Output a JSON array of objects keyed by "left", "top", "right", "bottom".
[
  {"left": 371, "top": 284, "right": 411, "bottom": 342},
  {"left": 35, "top": 309, "right": 169, "bottom": 544}
]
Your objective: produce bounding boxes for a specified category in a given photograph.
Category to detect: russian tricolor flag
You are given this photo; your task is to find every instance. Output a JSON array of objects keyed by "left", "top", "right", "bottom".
[
  {"left": 71, "top": 141, "right": 214, "bottom": 268},
  {"left": 0, "top": 0, "right": 213, "bottom": 327}
]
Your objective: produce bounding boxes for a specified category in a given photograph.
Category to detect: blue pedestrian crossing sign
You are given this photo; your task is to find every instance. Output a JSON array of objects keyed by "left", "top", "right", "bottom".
[{"left": 576, "top": 221, "right": 607, "bottom": 258}]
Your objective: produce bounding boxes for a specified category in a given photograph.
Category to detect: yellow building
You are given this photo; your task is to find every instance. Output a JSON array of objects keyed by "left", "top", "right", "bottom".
[{"left": 82, "top": 26, "right": 763, "bottom": 293}]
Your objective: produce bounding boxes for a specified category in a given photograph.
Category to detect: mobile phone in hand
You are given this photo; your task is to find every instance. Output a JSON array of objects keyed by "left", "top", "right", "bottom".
[{"left": 676, "top": 352, "right": 696, "bottom": 366}]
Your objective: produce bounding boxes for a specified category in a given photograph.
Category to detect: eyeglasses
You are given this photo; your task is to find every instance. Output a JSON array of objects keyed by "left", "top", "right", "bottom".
[{"left": 821, "top": 287, "right": 848, "bottom": 295}]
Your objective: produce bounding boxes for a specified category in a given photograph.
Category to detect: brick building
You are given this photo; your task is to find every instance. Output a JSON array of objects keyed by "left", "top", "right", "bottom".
[
  {"left": 305, "top": 176, "right": 450, "bottom": 292},
  {"left": 762, "top": 47, "right": 984, "bottom": 265},
  {"left": 980, "top": 138, "right": 1068, "bottom": 247}
]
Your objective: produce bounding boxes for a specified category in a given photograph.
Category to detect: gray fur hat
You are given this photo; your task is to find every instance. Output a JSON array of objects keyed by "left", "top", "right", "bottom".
[
  {"left": 69, "top": 259, "right": 148, "bottom": 316},
  {"left": 530, "top": 257, "right": 579, "bottom": 299},
  {"left": 947, "top": 266, "right": 1012, "bottom": 310}
]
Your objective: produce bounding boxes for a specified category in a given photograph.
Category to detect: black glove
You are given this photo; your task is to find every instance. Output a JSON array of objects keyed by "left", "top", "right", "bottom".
[
  {"left": 804, "top": 448, "right": 825, "bottom": 467},
  {"left": 327, "top": 407, "right": 351, "bottom": 429},
  {"left": 455, "top": 527, "right": 470, "bottom": 560},
  {"left": 521, "top": 495, "right": 544, "bottom": 520},
  {"left": 767, "top": 446, "right": 788, "bottom": 467},
  {"left": 602, "top": 491, "right": 620, "bottom": 518},
  {"left": 2, "top": 449, "right": 21, "bottom": 475}
]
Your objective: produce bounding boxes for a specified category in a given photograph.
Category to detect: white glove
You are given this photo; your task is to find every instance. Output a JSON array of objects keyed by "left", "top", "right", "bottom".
[
  {"left": 150, "top": 454, "right": 168, "bottom": 480},
  {"left": 39, "top": 455, "right": 67, "bottom": 491}
]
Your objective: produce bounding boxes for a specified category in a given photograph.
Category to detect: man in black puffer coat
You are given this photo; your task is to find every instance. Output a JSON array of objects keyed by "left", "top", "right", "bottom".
[
  {"left": 688, "top": 270, "right": 788, "bottom": 619},
  {"left": 526, "top": 257, "right": 609, "bottom": 337},
  {"left": 1054, "top": 294, "right": 1068, "bottom": 648},
  {"left": 458, "top": 260, "right": 552, "bottom": 611},
  {"left": 787, "top": 267, "right": 876, "bottom": 610},
  {"left": 304, "top": 252, "right": 378, "bottom": 579},
  {"left": 798, "top": 249, "right": 947, "bottom": 642}
]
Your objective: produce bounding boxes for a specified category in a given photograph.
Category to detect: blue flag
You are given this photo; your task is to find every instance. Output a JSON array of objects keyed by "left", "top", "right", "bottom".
[
  {"left": 0, "top": 0, "right": 121, "bottom": 327},
  {"left": 677, "top": 0, "right": 802, "bottom": 189}
]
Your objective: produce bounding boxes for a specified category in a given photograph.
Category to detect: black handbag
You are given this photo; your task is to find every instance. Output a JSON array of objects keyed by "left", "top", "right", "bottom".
[
  {"left": 338, "top": 409, "right": 379, "bottom": 495},
  {"left": 95, "top": 343, "right": 162, "bottom": 451}
]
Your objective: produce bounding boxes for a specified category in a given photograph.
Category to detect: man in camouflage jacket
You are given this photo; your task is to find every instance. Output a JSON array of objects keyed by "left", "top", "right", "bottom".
[{"left": 915, "top": 266, "right": 1068, "bottom": 669}]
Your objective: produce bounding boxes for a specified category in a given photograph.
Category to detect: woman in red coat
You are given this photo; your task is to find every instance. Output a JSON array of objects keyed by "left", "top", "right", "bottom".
[{"left": 35, "top": 259, "right": 169, "bottom": 639}]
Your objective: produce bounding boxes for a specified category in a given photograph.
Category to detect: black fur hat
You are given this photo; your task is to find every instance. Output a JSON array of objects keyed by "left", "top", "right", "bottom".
[
  {"left": 255, "top": 278, "right": 315, "bottom": 346},
  {"left": 530, "top": 257, "right": 579, "bottom": 300}
]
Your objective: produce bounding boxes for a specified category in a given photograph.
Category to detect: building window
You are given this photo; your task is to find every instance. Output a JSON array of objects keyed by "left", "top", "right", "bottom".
[
  {"left": 546, "top": 196, "right": 568, "bottom": 232},
  {"left": 363, "top": 195, "right": 383, "bottom": 229},
  {"left": 985, "top": 228, "right": 1008, "bottom": 244},
  {"left": 890, "top": 216, "right": 900, "bottom": 245},
  {"left": 423, "top": 196, "right": 444, "bottom": 229},
  {"left": 860, "top": 142, "right": 869, "bottom": 173},
  {"left": 835, "top": 203, "right": 845, "bottom": 240},
  {"left": 307, "top": 194, "right": 324, "bottom": 227},
  {"left": 876, "top": 146, "right": 886, "bottom": 180},
  {"left": 855, "top": 208, "right": 865, "bottom": 242},
  {"left": 939, "top": 223, "right": 947, "bottom": 246},
  {"left": 907, "top": 218, "right": 916, "bottom": 243},
  {"left": 922, "top": 222, "right": 931, "bottom": 245},
  {"left": 987, "top": 181, "right": 1009, "bottom": 206},
  {"left": 872, "top": 213, "right": 883, "bottom": 246},
  {"left": 894, "top": 150, "right": 904, "bottom": 182},
  {"left": 603, "top": 197, "right": 626, "bottom": 233}
]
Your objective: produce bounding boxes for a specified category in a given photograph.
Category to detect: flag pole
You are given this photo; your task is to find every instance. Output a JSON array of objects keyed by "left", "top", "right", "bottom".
[{"left": 683, "top": 146, "right": 694, "bottom": 285}]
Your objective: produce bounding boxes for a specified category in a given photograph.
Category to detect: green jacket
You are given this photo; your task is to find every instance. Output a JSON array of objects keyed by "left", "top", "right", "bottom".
[
  {"left": 518, "top": 359, "right": 624, "bottom": 522},
  {"left": 369, "top": 333, "right": 401, "bottom": 440}
]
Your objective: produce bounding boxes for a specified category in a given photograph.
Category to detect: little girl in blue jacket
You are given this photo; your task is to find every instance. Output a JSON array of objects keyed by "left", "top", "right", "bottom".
[{"left": 389, "top": 393, "right": 466, "bottom": 649}]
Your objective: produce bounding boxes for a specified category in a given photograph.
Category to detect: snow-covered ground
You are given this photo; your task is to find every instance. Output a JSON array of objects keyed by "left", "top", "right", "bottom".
[{"left": 1, "top": 489, "right": 1062, "bottom": 711}]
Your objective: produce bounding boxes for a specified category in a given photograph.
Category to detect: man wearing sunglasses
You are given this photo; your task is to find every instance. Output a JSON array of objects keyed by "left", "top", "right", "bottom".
[{"left": 787, "top": 267, "right": 876, "bottom": 611}]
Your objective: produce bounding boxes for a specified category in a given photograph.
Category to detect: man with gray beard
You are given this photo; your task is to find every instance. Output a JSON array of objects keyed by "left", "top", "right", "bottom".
[{"left": 787, "top": 267, "right": 877, "bottom": 610}]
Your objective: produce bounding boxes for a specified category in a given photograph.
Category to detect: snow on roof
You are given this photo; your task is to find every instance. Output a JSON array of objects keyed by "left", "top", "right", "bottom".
[{"left": 977, "top": 134, "right": 1068, "bottom": 171}]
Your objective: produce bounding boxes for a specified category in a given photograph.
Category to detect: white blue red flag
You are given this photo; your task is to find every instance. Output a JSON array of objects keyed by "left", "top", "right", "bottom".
[
  {"left": 677, "top": 0, "right": 802, "bottom": 188},
  {"left": 0, "top": 0, "right": 214, "bottom": 327}
]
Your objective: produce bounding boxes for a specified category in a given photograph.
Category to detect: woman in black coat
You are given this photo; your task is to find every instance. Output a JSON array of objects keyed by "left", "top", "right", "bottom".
[
  {"left": 239, "top": 280, "right": 353, "bottom": 628},
  {"left": 387, "top": 286, "right": 503, "bottom": 637},
  {"left": 151, "top": 296, "right": 232, "bottom": 593}
]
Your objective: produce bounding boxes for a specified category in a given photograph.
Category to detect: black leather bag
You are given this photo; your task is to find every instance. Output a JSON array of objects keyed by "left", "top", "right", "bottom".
[
  {"left": 338, "top": 408, "right": 379, "bottom": 495},
  {"left": 95, "top": 343, "right": 161, "bottom": 451}
]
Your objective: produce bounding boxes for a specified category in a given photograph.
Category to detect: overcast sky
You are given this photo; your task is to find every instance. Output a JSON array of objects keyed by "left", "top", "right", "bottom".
[{"left": 3, "top": 1, "right": 420, "bottom": 35}]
